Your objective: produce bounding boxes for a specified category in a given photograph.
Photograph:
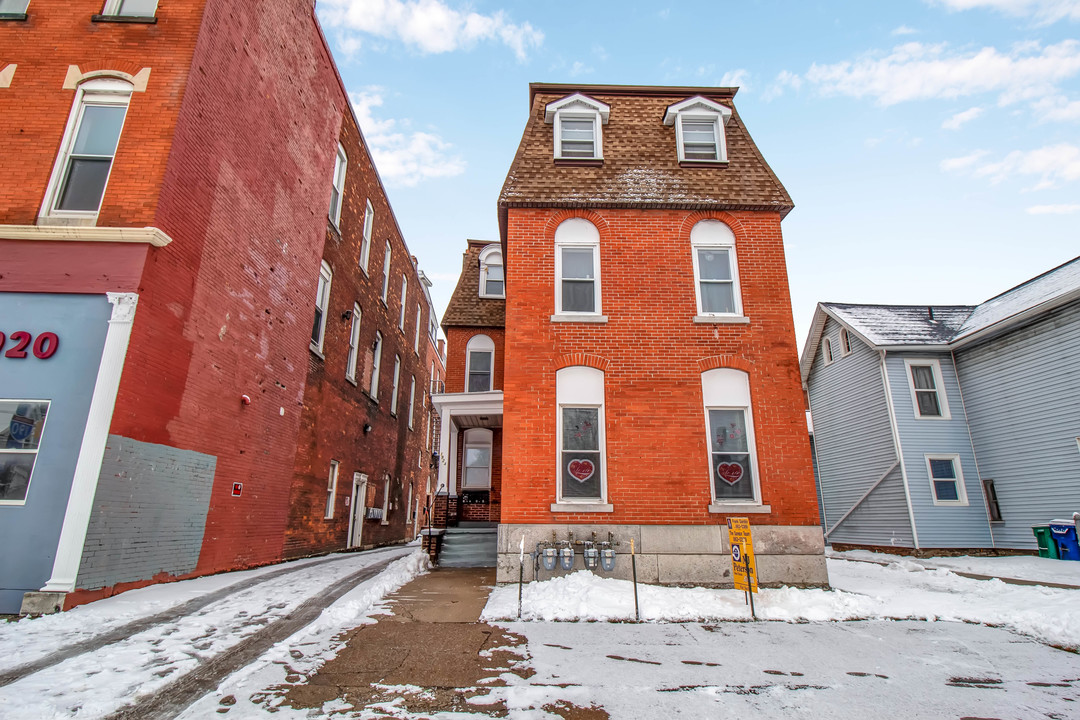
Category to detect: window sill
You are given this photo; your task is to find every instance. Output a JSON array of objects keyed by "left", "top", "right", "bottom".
[
  {"left": 679, "top": 160, "right": 728, "bottom": 168},
  {"left": 346, "top": 376, "right": 358, "bottom": 387},
  {"left": 913, "top": 415, "right": 952, "bottom": 421},
  {"left": 309, "top": 344, "right": 325, "bottom": 359},
  {"left": 694, "top": 314, "right": 750, "bottom": 324},
  {"left": 0, "top": 12, "right": 28, "bottom": 21},
  {"left": 551, "top": 502, "right": 613, "bottom": 513},
  {"left": 709, "top": 503, "right": 771, "bottom": 514},
  {"left": 554, "top": 158, "right": 603, "bottom": 166},
  {"left": 37, "top": 214, "right": 98, "bottom": 228},
  {"left": 551, "top": 314, "right": 608, "bottom": 323},
  {"left": 91, "top": 14, "right": 158, "bottom": 23}
]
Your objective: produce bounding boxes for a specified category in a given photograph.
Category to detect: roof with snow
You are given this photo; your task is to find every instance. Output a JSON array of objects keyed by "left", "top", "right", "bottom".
[
  {"left": 823, "top": 304, "right": 974, "bottom": 346},
  {"left": 498, "top": 84, "right": 793, "bottom": 222}
]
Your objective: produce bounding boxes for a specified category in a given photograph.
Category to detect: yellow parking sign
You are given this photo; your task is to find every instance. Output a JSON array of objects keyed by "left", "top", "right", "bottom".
[{"left": 727, "top": 517, "right": 758, "bottom": 594}]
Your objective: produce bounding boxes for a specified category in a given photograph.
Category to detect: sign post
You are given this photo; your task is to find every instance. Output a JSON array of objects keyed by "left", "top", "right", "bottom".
[
  {"left": 518, "top": 535, "right": 525, "bottom": 619},
  {"left": 726, "top": 517, "right": 758, "bottom": 620},
  {"left": 630, "top": 537, "right": 640, "bottom": 622}
]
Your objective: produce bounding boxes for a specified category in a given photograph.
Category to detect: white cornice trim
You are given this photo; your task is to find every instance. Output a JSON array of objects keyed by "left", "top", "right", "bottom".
[
  {"left": 544, "top": 93, "right": 611, "bottom": 124},
  {"left": 1, "top": 225, "right": 172, "bottom": 247}
]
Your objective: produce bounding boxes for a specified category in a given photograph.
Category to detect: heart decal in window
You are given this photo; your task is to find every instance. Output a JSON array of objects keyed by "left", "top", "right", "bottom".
[
  {"left": 717, "top": 462, "right": 744, "bottom": 486},
  {"left": 568, "top": 459, "right": 595, "bottom": 482}
]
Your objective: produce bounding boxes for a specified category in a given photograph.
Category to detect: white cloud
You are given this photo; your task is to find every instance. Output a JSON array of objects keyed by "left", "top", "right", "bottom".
[
  {"left": 1027, "top": 203, "right": 1080, "bottom": 213},
  {"left": 349, "top": 88, "right": 466, "bottom": 187},
  {"left": 1032, "top": 94, "right": 1080, "bottom": 121},
  {"left": 931, "top": 0, "right": 1080, "bottom": 24},
  {"left": 569, "top": 61, "right": 593, "bottom": 77},
  {"left": 804, "top": 40, "right": 1080, "bottom": 106},
  {"left": 320, "top": 0, "right": 543, "bottom": 60},
  {"left": 761, "top": 70, "right": 803, "bottom": 101},
  {"left": 942, "top": 143, "right": 1080, "bottom": 188},
  {"left": 942, "top": 106, "right": 984, "bottom": 129},
  {"left": 892, "top": 25, "right": 919, "bottom": 35},
  {"left": 720, "top": 69, "right": 751, "bottom": 89}
]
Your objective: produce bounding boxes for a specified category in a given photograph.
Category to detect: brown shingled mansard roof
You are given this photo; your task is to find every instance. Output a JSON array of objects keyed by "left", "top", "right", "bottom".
[
  {"left": 441, "top": 239, "right": 506, "bottom": 329},
  {"left": 498, "top": 83, "right": 794, "bottom": 242}
]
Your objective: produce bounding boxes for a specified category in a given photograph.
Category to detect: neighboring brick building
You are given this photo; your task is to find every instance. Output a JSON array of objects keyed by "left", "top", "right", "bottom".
[
  {"left": 490, "top": 84, "right": 828, "bottom": 586},
  {"left": 0, "top": 0, "right": 437, "bottom": 614}
]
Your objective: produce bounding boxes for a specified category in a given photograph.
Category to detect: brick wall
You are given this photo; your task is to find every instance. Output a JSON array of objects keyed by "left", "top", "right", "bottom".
[
  {"left": 502, "top": 207, "right": 819, "bottom": 527},
  {"left": 444, "top": 326, "right": 505, "bottom": 393},
  {"left": 283, "top": 109, "right": 436, "bottom": 557}
]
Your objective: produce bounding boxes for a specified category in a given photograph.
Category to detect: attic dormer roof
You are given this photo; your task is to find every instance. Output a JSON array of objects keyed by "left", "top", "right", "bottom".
[
  {"left": 544, "top": 93, "right": 610, "bottom": 124},
  {"left": 662, "top": 95, "right": 732, "bottom": 126}
]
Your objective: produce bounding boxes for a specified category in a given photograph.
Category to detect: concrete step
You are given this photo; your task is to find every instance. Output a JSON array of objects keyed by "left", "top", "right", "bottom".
[{"left": 439, "top": 525, "right": 498, "bottom": 568}]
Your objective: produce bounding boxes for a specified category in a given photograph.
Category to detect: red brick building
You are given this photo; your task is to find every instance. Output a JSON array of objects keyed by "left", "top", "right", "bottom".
[
  {"left": 490, "top": 84, "right": 827, "bottom": 586},
  {"left": 0, "top": 0, "right": 438, "bottom": 614}
]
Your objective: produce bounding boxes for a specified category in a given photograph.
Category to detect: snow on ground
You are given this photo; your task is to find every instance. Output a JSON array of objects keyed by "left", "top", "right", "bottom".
[
  {"left": 830, "top": 547, "right": 1080, "bottom": 586},
  {"left": 483, "top": 557, "right": 1080, "bottom": 650},
  {"left": 0, "top": 546, "right": 424, "bottom": 720}
]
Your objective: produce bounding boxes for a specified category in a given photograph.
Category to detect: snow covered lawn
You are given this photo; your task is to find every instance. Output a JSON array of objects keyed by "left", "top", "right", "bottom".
[{"left": 830, "top": 547, "right": 1080, "bottom": 586}]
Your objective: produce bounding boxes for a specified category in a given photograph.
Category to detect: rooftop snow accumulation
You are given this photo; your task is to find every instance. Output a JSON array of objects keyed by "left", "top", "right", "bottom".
[{"left": 824, "top": 303, "right": 974, "bottom": 346}]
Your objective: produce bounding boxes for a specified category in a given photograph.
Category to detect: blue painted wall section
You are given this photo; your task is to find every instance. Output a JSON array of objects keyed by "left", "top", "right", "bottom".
[
  {"left": 76, "top": 434, "right": 216, "bottom": 591},
  {"left": 0, "top": 293, "right": 111, "bottom": 614}
]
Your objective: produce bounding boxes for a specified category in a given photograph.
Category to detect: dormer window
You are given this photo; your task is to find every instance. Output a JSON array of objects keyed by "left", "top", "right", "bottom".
[
  {"left": 544, "top": 93, "right": 610, "bottom": 161},
  {"left": 479, "top": 244, "right": 504, "bottom": 298},
  {"left": 663, "top": 96, "right": 733, "bottom": 164}
]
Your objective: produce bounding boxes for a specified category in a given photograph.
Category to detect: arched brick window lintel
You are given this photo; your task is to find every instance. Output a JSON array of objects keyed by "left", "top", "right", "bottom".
[
  {"left": 678, "top": 210, "right": 745, "bottom": 243},
  {"left": 555, "top": 353, "right": 609, "bottom": 372},
  {"left": 543, "top": 209, "right": 609, "bottom": 240},
  {"left": 697, "top": 355, "right": 753, "bottom": 374}
]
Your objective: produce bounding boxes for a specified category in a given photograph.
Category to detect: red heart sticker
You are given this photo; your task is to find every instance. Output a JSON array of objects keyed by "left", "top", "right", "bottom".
[
  {"left": 568, "top": 459, "right": 595, "bottom": 482},
  {"left": 717, "top": 462, "right": 744, "bottom": 486}
]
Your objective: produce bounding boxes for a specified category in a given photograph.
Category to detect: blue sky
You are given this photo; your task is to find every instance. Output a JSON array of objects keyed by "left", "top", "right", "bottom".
[{"left": 316, "top": 0, "right": 1080, "bottom": 347}]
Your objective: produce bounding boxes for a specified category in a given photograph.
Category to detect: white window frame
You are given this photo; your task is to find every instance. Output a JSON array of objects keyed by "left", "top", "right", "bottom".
[
  {"left": 554, "top": 366, "right": 609, "bottom": 509},
  {"left": 369, "top": 331, "right": 382, "bottom": 399},
  {"left": 328, "top": 143, "right": 346, "bottom": 228},
  {"left": 360, "top": 199, "right": 373, "bottom": 273},
  {"left": 381, "top": 476, "right": 391, "bottom": 525},
  {"left": 408, "top": 375, "right": 416, "bottom": 430},
  {"left": 465, "top": 334, "right": 495, "bottom": 393},
  {"left": 462, "top": 428, "right": 493, "bottom": 490},
  {"left": 544, "top": 93, "right": 610, "bottom": 161},
  {"left": 381, "top": 241, "right": 392, "bottom": 305},
  {"left": 310, "top": 260, "right": 332, "bottom": 354},
  {"left": 324, "top": 460, "right": 339, "bottom": 519},
  {"left": 102, "top": 0, "right": 158, "bottom": 18},
  {"left": 554, "top": 218, "right": 602, "bottom": 319},
  {"left": 904, "top": 358, "right": 951, "bottom": 420},
  {"left": 390, "top": 354, "right": 401, "bottom": 415},
  {"left": 345, "top": 303, "right": 361, "bottom": 384},
  {"left": 0, "top": 1, "right": 30, "bottom": 14},
  {"left": 702, "top": 369, "right": 765, "bottom": 512},
  {"left": 0, "top": 399, "right": 51, "bottom": 507},
  {"left": 479, "top": 244, "right": 505, "bottom": 299},
  {"left": 399, "top": 275, "right": 408, "bottom": 331},
  {"left": 663, "top": 96, "right": 732, "bottom": 164},
  {"left": 690, "top": 220, "right": 743, "bottom": 319},
  {"left": 407, "top": 483, "right": 414, "bottom": 524},
  {"left": 925, "top": 454, "right": 968, "bottom": 506},
  {"left": 413, "top": 304, "right": 422, "bottom": 355},
  {"left": 823, "top": 338, "right": 834, "bottom": 365},
  {"left": 840, "top": 328, "right": 853, "bottom": 356},
  {"left": 40, "top": 77, "right": 133, "bottom": 223}
]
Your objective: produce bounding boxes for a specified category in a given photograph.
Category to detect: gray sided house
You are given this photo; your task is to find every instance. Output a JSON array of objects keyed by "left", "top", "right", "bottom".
[{"left": 801, "top": 256, "right": 1080, "bottom": 552}]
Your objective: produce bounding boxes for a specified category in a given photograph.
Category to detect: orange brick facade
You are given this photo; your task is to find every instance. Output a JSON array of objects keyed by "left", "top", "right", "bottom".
[{"left": 501, "top": 207, "right": 820, "bottom": 528}]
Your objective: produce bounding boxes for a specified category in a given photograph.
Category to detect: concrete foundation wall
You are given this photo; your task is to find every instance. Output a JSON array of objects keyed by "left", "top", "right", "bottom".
[{"left": 496, "top": 523, "right": 828, "bottom": 587}]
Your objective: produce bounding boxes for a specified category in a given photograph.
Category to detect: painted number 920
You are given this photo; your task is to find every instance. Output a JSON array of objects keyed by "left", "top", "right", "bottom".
[{"left": 0, "top": 331, "right": 60, "bottom": 359}]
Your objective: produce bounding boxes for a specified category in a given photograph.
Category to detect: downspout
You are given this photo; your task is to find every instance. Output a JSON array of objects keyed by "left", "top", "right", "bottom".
[
  {"left": 952, "top": 349, "right": 996, "bottom": 548},
  {"left": 880, "top": 349, "right": 920, "bottom": 550}
]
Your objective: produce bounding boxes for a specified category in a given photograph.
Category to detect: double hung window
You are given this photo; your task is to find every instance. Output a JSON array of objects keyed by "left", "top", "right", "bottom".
[
  {"left": 345, "top": 304, "right": 361, "bottom": 383},
  {"left": 328, "top": 143, "right": 346, "bottom": 228},
  {"left": 0, "top": 400, "right": 49, "bottom": 504},
  {"left": 545, "top": 93, "right": 609, "bottom": 161},
  {"left": 702, "top": 369, "right": 762, "bottom": 507},
  {"left": 554, "top": 218, "right": 602, "bottom": 317},
  {"left": 462, "top": 429, "right": 493, "bottom": 489},
  {"left": 905, "top": 359, "right": 950, "bottom": 419},
  {"left": 679, "top": 118, "right": 721, "bottom": 161},
  {"left": 310, "top": 261, "right": 332, "bottom": 352},
  {"left": 413, "top": 305, "right": 422, "bottom": 354},
  {"left": 408, "top": 376, "right": 416, "bottom": 429},
  {"left": 465, "top": 334, "right": 494, "bottom": 392},
  {"left": 369, "top": 331, "right": 382, "bottom": 399},
  {"left": 381, "top": 241, "right": 392, "bottom": 304},
  {"left": 663, "top": 96, "right": 732, "bottom": 164},
  {"left": 690, "top": 220, "right": 742, "bottom": 317},
  {"left": 399, "top": 276, "right": 408, "bottom": 331},
  {"left": 102, "top": 0, "right": 157, "bottom": 17},
  {"left": 360, "top": 200, "right": 373, "bottom": 272},
  {"left": 840, "top": 328, "right": 852, "bottom": 355},
  {"left": 0, "top": 1, "right": 30, "bottom": 15},
  {"left": 823, "top": 338, "right": 834, "bottom": 365},
  {"left": 479, "top": 245, "right": 504, "bottom": 298},
  {"left": 926, "top": 455, "right": 967, "bottom": 505},
  {"left": 390, "top": 355, "right": 401, "bottom": 415},
  {"left": 324, "top": 460, "right": 339, "bottom": 519},
  {"left": 555, "top": 367, "right": 607, "bottom": 505}
]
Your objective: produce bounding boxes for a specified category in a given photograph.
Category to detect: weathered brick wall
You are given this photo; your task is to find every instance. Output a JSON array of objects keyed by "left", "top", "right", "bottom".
[
  {"left": 502, "top": 207, "right": 819, "bottom": 528},
  {"left": 76, "top": 435, "right": 216, "bottom": 590},
  {"left": 283, "top": 109, "right": 435, "bottom": 557},
  {"left": 0, "top": 0, "right": 206, "bottom": 225},
  {"left": 444, "top": 326, "right": 505, "bottom": 393}
]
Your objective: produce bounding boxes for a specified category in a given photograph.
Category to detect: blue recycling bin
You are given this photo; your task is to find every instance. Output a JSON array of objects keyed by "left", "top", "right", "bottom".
[{"left": 1049, "top": 522, "right": 1080, "bottom": 561}]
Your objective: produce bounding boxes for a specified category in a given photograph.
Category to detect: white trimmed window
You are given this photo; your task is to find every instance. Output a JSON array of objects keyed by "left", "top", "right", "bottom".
[
  {"left": 381, "top": 476, "right": 390, "bottom": 525},
  {"left": 41, "top": 77, "right": 132, "bottom": 221},
  {"left": 429, "top": 315, "right": 438, "bottom": 344},
  {"left": 554, "top": 218, "right": 601, "bottom": 316},
  {"left": 905, "top": 358, "right": 950, "bottom": 419},
  {"left": 399, "top": 275, "right": 408, "bottom": 331},
  {"left": 544, "top": 93, "right": 610, "bottom": 161},
  {"left": 462, "top": 428, "right": 493, "bottom": 489},
  {"left": 360, "top": 199, "right": 373, "bottom": 273},
  {"left": 328, "top": 143, "right": 346, "bottom": 227},
  {"left": 390, "top": 354, "right": 401, "bottom": 415},
  {"left": 823, "top": 338, "right": 834, "bottom": 365},
  {"left": 926, "top": 455, "right": 967, "bottom": 506},
  {"left": 690, "top": 220, "right": 742, "bottom": 318},
  {"left": 0, "top": 1, "right": 30, "bottom": 14},
  {"left": 465, "top": 334, "right": 494, "bottom": 392},
  {"left": 479, "top": 245, "right": 504, "bottom": 298},
  {"left": 324, "top": 460, "right": 339, "bottom": 519},
  {"left": 556, "top": 366, "right": 607, "bottom": 504},
  {"left": 408, "top": 376, "right": 416, "bottom": 429},
  {"left": 702, "top": 368, "right": 762, "bottom": 507},
  {"left": 345, "top": 303, "right": 361, "bottom": 383},
  {"left": 663, "top": 95, "right": 733, "bottom": 163},
  {"left": 413, "top": 304, "right": 422, "bottom": 354},
  {"left": 381, "top": 241, "right": 392, "bottom": 304},
  {"left": 840, "top": 328, "right": 852, "bottom": 356},
  {"left": 310, "top": 261, "right": 332, "bottom": 353},
  {"left": 0, "top": 400, "right": 50, "bottom": 505},
  {"left": 369, "top": 331, "right": 382, "bottom": 399},
  {"left": 102, "top": 0, "right": 158, "bottom": 17}
]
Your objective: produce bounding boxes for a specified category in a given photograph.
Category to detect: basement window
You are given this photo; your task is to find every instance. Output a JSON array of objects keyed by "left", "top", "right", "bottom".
[{"left": 0, "top": 400, "right": 50, "bottom": 505}]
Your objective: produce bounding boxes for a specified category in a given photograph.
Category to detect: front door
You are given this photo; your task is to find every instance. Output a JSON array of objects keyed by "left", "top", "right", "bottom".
[{"left": 348, "top": 472, "right": 367, "bottom": 548}]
